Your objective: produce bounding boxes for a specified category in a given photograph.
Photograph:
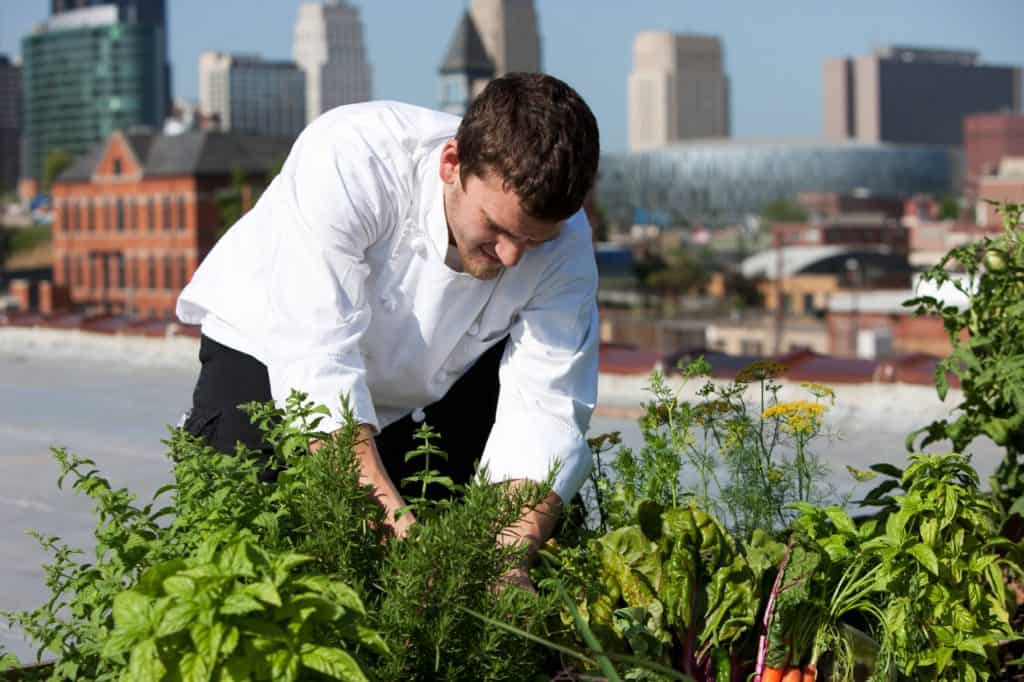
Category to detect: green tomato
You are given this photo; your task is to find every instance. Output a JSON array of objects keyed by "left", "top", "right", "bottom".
[{"left": 983, "top": 249, "right": 1008, "bottom": 273}]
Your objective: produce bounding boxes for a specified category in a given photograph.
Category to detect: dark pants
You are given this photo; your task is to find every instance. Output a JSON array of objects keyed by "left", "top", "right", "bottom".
[{"left": 183, "top": 334, "right": 507, "bottom": 498}]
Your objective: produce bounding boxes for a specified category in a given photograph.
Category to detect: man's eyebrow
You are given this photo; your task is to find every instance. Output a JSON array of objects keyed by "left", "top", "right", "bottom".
[{"left": 483, "top": 210, "right": 561, "bottom": 243}]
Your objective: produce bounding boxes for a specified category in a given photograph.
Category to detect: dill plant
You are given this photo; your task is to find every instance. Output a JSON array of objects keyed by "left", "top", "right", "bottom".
[{"left": 599, "top": 358, "right": 837, "bottom": 538}]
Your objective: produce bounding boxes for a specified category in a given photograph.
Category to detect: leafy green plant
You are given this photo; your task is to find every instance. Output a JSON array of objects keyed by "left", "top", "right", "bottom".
[
  {"left": 5, "top": 390, "right": 572, "bottom": 680},
  {"left": 100, "top": 528, "right": 385, "bottom": 681},
  {"left": 374, "top": 470, "right": 561, "bottom": 681},
  {"left": 905, "top": 201, "right": 1024, "bottom": 528},
  {"left": 542, "top": 502, "right": 779, "bottom": 681},
  {"left": 861, "top": 453, "right": 1020, "bottom": 680}
]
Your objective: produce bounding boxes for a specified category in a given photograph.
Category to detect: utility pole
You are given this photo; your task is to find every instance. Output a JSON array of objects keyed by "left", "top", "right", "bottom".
[{"left": 772, "top": 228, "right": 784, "bottom": 355}]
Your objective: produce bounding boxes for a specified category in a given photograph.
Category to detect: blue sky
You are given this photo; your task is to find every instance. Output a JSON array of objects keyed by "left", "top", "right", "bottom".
[{"left": 2, "top": 1, "right": 1022, "bottom": 152}]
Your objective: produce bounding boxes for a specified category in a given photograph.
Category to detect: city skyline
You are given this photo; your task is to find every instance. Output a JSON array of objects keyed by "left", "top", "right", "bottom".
[{"left": 0, "top": 0, "right": 1022, "bottom": 152}]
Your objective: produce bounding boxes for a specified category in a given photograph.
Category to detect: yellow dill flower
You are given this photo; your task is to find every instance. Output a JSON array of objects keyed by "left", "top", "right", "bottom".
[
  {"left": 762, "top": 400, "right": 826, "bottom": 436},
  {"left": 735, "top": 360, "right": 787, "bottom": 384},
  {"left": 801, "top": 382, "right": 836, "bottom": 405}
]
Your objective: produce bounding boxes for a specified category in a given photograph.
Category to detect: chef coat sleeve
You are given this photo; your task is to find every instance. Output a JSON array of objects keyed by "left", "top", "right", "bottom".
[
  {"left": 478, "top": 214, "right": 599, "bottom": 503},
  {"left": 262, "top": 120, "right": 401, "bottom": 434}
]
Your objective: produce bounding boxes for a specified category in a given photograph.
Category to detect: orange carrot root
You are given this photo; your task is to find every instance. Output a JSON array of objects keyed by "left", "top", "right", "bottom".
[
  {"left": 782, "top": 667, "right": 804, "bottom": 682},
  {"left": 802, "top": 664, "right": 818, "bottom": 682}
]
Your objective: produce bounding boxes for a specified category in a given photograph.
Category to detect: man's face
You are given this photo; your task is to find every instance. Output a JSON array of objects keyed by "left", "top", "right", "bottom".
[{"left": 440, "top": 140, "right": 562, "bottom": 280}]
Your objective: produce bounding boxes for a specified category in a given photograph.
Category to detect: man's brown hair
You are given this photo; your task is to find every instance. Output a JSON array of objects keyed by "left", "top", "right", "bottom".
[{"left": 455, "top": 72, "right": 600, "bottom": 223}]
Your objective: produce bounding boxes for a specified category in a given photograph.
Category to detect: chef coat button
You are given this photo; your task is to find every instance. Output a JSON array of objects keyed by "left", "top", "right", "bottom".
[
  {"left": 468, "top": 322, "right": 480, "bottom": 336},
  {"left": 380, "top": 296, "right": 397, "bottom": 313},
  {"left": 411, "top": 407, "right": 426, "bottom": 423}
]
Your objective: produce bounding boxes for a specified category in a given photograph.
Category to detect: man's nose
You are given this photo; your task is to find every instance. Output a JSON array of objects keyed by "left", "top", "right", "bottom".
[{"left": 496, "top": 236, "right": 525, "bottom": 267}]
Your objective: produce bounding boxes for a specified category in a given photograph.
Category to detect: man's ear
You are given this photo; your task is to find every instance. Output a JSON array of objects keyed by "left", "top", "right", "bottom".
[{"left": 439, "top": 139, "right": 459, "bottom": 185}]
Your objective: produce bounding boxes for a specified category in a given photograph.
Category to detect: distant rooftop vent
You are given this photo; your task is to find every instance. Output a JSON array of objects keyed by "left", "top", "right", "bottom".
[
  {"left": 41, "top": 5, "right": 118, "bottom": 33},
  {"left": 875, "top": 45, "right": 979, "bottom": 66}
]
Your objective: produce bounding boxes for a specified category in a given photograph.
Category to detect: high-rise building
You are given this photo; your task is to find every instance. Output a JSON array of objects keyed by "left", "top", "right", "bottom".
[
  {"left": 199, "top": 52, "right": 305, "bottom": 138},
  {"left": 824, "top": 46, "right": 1022, "bottom": 146},
  {"left": 964, "top": 112, "right": 1024, "bottom": 198},
  {"left": 468, "top": 0, "right": 541, "bottom": 76},
  {"left": 50, "top": 0, "right": 171, "bottom": 119},
  {"left": 628, "top": 32, "right": 731, "bottom": 151},
  {"left": 0, "top": 55, "right": 21, "bottom": 192},
  {"left": 21, "top": 4, "right": 169, "bottom": 183},
  {"left": 293, "top": 1, "right": 372, "bottom": 125},
  {"left": 438, "top": 12, "right": 495, "bottom": 116}
]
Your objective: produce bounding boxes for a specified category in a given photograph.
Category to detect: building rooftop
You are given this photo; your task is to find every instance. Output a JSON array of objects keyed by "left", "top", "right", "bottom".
[
  {"left": 439, "top": 11, "right": 494, "bottom": 76},
  {"left": 740, "top": 244, "right": 893, "bottom": 279},
  {"left": 58, "top": 130, "right": 295, "bottom": 181}
]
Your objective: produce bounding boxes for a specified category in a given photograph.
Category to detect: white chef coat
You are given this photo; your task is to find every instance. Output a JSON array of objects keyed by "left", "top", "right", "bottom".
[{"left": 176, "top": 101, "right": 599, "bottom": 502}]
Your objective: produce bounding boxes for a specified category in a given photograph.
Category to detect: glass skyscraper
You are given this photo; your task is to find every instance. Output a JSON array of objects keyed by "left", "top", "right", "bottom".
[{"left": 21, "top": 2, "right": 168, "bottom": 183}]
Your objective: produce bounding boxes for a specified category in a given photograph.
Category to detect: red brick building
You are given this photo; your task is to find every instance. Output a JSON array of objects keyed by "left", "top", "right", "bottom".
[
  {"left": 964, "top": 112, "right": 1024, "bottom": 198},
  {"left": 772, "top": 215, "right": 909, "bottom": 254},
  {"left": 976, "top": 158, "right": 1024, "bottom": 227},
  {"left": 51, "top": 129, "right": 293, "bottom": 320}
]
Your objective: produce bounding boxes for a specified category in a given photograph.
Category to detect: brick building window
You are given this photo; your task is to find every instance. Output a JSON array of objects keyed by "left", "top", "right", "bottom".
[
  {"left": 116, "top": 253, "right": 125, "bottom": 289},
  {"left": 149, "top": 255, "right": 157, "bottom": 289},
  {"left": 164, "top": 254, "right": 175, "bottom": 290},
  {"left": 178, "top": 195, "right": 187, "bottom": 231},
  {"left": 88, "top": 200, "right": 95, "bottom": 231},
  {"left": 116, "top": 199, "right": 125, "bottom": 232},
  {"left": 107, "top": 200, "right": 115, "bottom": 232},
  {"left": 75, "top": 255, "right": 83, "bottom": 287},
  {"left": 148, "top": 197, "right": 155, "bottom": 231},
  {"left": 63, "top": 255, "right": 71, "bottom": 286},
  {"left": 130, "top": 255, "right": 139, "bottom": 289},
  {"left": 78, "top": 202, "right": 85, "bottom": 232},
  {"left": 163, "top": 196, "right": 171, "bottom": 231},
  {"left": 179, "top": 254, "right": 188, "bottom": 287}
]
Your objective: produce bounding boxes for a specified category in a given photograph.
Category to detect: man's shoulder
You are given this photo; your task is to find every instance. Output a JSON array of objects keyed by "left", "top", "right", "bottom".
[{"left": 310, "top": 101, "right": 461, "bottom": 155}]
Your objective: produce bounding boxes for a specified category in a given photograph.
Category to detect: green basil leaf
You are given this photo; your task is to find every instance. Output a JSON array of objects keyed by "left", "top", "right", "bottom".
[
  {"left": 908, "top": 543, "right": 939, "bottom": 576},
  {"left": 299, "top": 644, "right": 368, "bottom": 681}
]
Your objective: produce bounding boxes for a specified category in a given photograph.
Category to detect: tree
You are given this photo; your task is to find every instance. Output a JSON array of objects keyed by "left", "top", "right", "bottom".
[
  {"left": 215, "top": 166, "right": 247, "bottom": 239},
  {"left": 939, "top": 194, "right": 960, "bottom": 220},
  {"left": 43, "top": 149, "right": 73, "bottom": 192},
  {"left": 761, "top": 198, "right": 807, "bottom": 223},
  {"left": 643, "top": 248, "right": 709, "bottom": 296}
]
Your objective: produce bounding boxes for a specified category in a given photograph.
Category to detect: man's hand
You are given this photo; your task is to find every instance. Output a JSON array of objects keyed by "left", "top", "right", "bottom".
[
  {"left": 312, "top": 425, "right": 415, "bottom": 539},
  {"left": 496, "top": 481, "right": 563, "bottom": 592},
  {"left": 495, "top": 565, "right": 536, "bottom": 594}
]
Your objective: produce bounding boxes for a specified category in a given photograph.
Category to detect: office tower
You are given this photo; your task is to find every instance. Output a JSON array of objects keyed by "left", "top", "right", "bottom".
[
  {"left": 469, "top": 0, "right": 541, "bottom": 76},
  {"left": 824, "top": 45, "right": 1022, "bottom": 146},
  {"left": 0, "top": 55, "right": 21, "bottom": 192},
  {"left": 21, "top": 4, "right": 169, "bottom": 182},
  {"left": 293, "top": 0, "right": 372, "bottom": 124},
  {"left": 438, "top": 12, "right": 495, "bottom": 116},
  {"left": 199, "top": 52, "right": 305, "bottom": 138},
  {"left": 50, "top": 0, "right": 171, "bottom": 118},
  {"left": 628, "top": 31, "right": 731, "bottom": 151}
]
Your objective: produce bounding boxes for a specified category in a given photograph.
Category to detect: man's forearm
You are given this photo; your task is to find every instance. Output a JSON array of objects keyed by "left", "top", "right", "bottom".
[
  {"left": 497, "top": 480, "right": 563, "bottom": 567},
  {"left": 313, "top": 425, "right": 414, "bottom": 536}
]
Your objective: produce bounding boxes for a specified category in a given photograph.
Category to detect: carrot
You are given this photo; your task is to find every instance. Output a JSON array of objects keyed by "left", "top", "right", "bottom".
[
  {"left": 802, "top": 664, "right": 818, "bottom": 682},
  {"left": 782, "top": 667, "right": 804, "bottom": 682},
  {"left": 762, "top": 667, "right": 786, "bottom": 682}
]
